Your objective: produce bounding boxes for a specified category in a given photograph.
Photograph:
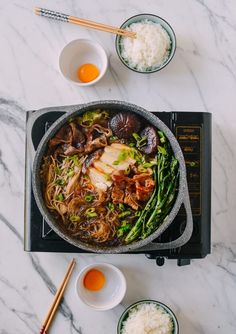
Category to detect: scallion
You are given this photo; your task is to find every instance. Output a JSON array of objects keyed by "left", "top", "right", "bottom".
[
  {"left": 68, "top": 170, "right": 75, "bottom": 177},
  {"left": 85, "top": 207, "right": 97, "bottom": 218},
  {"left": 56, "top": 193, "right": 64, "bottom": 201},
  {"left": 118, "top": 203, "right": 125, "bottom": 211},
  {"left": 118, "top": 210, "right": 131, "bottom": 218},
  {"left": 69, "top": 215, "right": 80, "bottom": 222},
  {"left": 85, "top": 195, "right": 94, "bottom": 202},
  {"left": 132, "top": 133, "right": 147, "bottom": 148},
  {"left": 68, "top": 155, "right": 80, "bottom": 167},
  {"left": 110, "top": 135, "right": 118, "bottom": 143},
  {"left": 107, "top": 202, "right": 115, "bottom": 211},
  {"left": 55, "top": 179, "right": 66, "bottom": 186},
  {"left": 158, "top": 146, "right": 167, "bottom": 155},
  {"left": 55, "top": 166, "right": 62, "bottom": 175}
]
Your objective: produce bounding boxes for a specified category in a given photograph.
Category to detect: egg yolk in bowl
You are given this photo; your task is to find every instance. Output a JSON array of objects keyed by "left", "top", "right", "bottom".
[
  {"left": 83, "top": 269, "right": 106, "bottom": 291},
  {"left": 77, "top": 63, "right": 100, "bottom": 83}
]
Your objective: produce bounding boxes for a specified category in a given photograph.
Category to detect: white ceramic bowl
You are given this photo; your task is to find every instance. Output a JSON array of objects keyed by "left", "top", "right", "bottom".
[
  {"left": 59, "top": 39, "right": 108, "bottom": 86},
  {"left": 117, "top": 300, "right": 179, "bottom": 334},
  {"left": 75, "top": 263, "right": 126, "bottom": 310},
  {"left": 116, "top": 14, "right": 176, "bottom": 73}
]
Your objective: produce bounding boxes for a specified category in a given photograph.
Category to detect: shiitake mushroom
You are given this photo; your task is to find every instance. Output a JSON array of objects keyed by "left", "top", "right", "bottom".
[
  {"left": 139, "top": 126, "right": 159, "bottom": 154},
  {"left": 109, "top": 112, "right": 141, "bottom": 139},
  {"left": 70, "top": 122, "right": 86, "bottom": 149}
]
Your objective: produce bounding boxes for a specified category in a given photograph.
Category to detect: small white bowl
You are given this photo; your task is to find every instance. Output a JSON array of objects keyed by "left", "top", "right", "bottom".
[
  {"left": 117, "top": 300, "right": 179, "bottom": 334},
  {"left": 116, "top": 14, "right": 176, "bottom": 73},
  {"left": 59, "top": 39, "right": 108, "bottom": 86},
  {"left": 75, "top": 263, "right": 126, "bottom": 310}
]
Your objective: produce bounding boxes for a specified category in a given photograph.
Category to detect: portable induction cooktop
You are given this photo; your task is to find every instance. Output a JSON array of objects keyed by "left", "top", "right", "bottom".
[{"left": 24, "top": 106, "right": 211, "bottom": 266}]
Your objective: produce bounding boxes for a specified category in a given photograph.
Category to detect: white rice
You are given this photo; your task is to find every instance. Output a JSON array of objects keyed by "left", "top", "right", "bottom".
[
  {"left": 121, "top": 303, "right": 173, "bottom": 334},
  {"left": 121, "top": 20, "right": 171, "bottom": 71}
]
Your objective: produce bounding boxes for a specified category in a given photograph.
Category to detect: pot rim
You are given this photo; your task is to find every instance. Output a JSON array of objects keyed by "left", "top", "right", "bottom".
[{"left": 32, "top": 100, "right": 187, "bottom": 253}]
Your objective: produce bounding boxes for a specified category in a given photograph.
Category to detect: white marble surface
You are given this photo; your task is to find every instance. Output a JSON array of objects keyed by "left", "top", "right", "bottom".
[{"left": 0, "top": 0, "right": 236, "bottom": 333}]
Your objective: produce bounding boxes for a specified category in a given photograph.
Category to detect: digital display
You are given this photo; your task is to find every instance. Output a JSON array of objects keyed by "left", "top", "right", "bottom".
[{"left": 176, "top": 126, "right": 201, "bottom": 216}]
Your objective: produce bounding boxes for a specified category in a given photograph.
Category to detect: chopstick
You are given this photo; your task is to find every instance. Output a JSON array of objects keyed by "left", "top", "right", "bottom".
[
  {"left": 34, "top": 7, "right": 136, "bottom": 38},
  {"left": 39, "top": 258, "right": 76, "bottom": 334}
]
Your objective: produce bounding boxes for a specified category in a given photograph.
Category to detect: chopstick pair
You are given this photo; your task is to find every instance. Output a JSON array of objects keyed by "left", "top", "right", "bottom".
[
  {"left": 34, "top": 7, "right": 136, "bottom": 39},
  {"left": 39, "top": 259, "right": 76, "bottom": 334}
]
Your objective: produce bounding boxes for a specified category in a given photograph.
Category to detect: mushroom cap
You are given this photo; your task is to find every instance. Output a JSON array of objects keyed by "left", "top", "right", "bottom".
[
  {"left": 109, "top": 112, "right": 141, "bottom": 139},
  {"left": 139, "top": 126, "right": 159, "bottom": 154}
]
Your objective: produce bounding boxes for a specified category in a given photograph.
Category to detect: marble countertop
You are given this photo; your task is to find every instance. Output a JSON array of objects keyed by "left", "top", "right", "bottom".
[{"left": 0, "top": 0, "right": 236, "bottom": 333}]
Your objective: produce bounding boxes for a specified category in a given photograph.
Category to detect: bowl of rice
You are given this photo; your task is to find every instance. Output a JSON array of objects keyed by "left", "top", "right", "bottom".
[
  {"left": 117, "top": 300, "right": 179, "bottom": 334},
  {"left": 115, "top": 14, "right": 176, "bottom": 73}
]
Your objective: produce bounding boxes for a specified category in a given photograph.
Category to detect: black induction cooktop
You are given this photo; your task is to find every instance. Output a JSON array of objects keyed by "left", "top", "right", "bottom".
[{"left": 24, "top": 109, "right": 211, "bottom": 266}]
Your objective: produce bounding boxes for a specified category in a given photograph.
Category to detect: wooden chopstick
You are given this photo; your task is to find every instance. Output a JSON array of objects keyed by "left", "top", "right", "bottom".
[
  {"left": 34, "top": 7, "right": 136, "bottom": 38},
  {"left": 68, "top": 16, "right": 135, "bottom": 38},
  {"left": 68, "top": 17, "right": 135, "bottom": 37},
  {"left": 34, "top": 7, "right": 135, "bottom": 38},
  {"left": 39, "top": 259, "right": 76, "bottom": 334}
]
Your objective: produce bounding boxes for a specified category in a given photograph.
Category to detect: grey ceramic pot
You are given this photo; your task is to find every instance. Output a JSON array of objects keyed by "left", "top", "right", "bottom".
[{"left": 32, "top": 100, "right": 193, "bottom": 253}]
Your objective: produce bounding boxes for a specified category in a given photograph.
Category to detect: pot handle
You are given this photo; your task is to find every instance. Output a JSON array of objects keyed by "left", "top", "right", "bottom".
[{"left": 138, "top": 186, "right": 193, "bottom": 251}]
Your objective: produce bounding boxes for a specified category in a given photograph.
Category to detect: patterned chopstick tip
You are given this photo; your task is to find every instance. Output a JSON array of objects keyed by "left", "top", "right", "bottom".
[{"left": 34, "top": 7, "right": 69, "bottom": 22}]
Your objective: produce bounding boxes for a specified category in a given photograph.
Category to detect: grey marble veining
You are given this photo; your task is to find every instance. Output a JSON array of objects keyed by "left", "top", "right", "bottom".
[{"left": 0, "top": 0, "right": 236, "bottom": 333}]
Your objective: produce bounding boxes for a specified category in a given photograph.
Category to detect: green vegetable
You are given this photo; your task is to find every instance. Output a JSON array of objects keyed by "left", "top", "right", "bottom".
[
  {"left": 124, "top": 166, "right": 131, "bottom": 175},
  {"left": 124, "top": 172, "right": 158, "bottom": 243},
  {"left": 78, "top": 110, "right": 108, "bottom": 127},
  {"left": 117, "top": 221, "right": 132, "bottom": 237},
  {"left": 142, "top": 159, "right": 157, "bottom": 168},
  {"left": 113, "top": 149, "right": 129, "bottom": 165},
  {"left": 113, "top": 160, "right": 120, "bottom": 166},
  {"left": 55, "top": 179, "right": 66, "bottom": 186},
  {"left": 121, "top": 220, "right": 128, "bottom": 227},
  {"left": 141, "top": 156, "right": 179, "bottom": 239},
  {"left": 86, "top": 208, "right": 95, "bottom": 213},
  {"left": 125, "top": 132, "right": 179, "bottom": 243},
  {"left": 85, "top": 207, "right": 97, "bottom": 218},
  {"left": 55, "top": 166, "right": 62, "bottom": 175},
  {"left": 113, "top": 147, "right": 143, "bottom": 166},
  {"left": 85, "top": 195, "right": 94, "bottom": 202},
  {"left": 135, "top": 211, "right": 141, "bottom": 217},
  {"left": 117, "top": 229, "right": 124, "bottom": 237},
  {"left": 107, "top": 202, "right": 115, "bottom": 211},
  {"left": 132, "top": 133, "right": 141, "bottom": 141},
  {"left": 67, "top": 168, "right": 75, "bottom": 177},
  {"left": 104, "top": 174, "right": 111, "bottom": 181},
  {"left": 68, "top": 155, "right": 80, "bottom": 167},
  {"left": 128, "top": 142, "right": 135, "bottom": 147},
  {"left": 56, "top": 193, "right": 64, "bottom": 201},
  {"left": 158, "top": 131, "right": 166, "bottom": 144},
  {"left": 87, "top": 212, "right": 97, "bottom": 218},
  {"left": 157, "top": 146, "right": 167, "bottom": 155},
  {"left": 137, "top": 165, "right": 148, "bottom": 173},
  {"left": 69, "top": 215, "right": 80, "bottom": 222},
  {"left": 118, "top": 203, "right": 125, "bottom": 211},
  {"left": 118, "top": 210, "right": 131, "bottom": 218},
  {"left": 129, "top": 149, "right": 143, "bottom": 164},
  {"left": 132, "top": 133, "right": 147, "bottom": 148},
  {"left": 110, "top": 135, "right": 118, "bottom": 143}
]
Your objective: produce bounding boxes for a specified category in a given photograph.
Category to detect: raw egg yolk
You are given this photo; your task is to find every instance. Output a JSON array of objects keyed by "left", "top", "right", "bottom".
[
  {"left": 77, "top": 63, "right": 100, "bottom": 83},
  {"left": 83, "top": 269, "right": 106, "bottom": 291}
]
